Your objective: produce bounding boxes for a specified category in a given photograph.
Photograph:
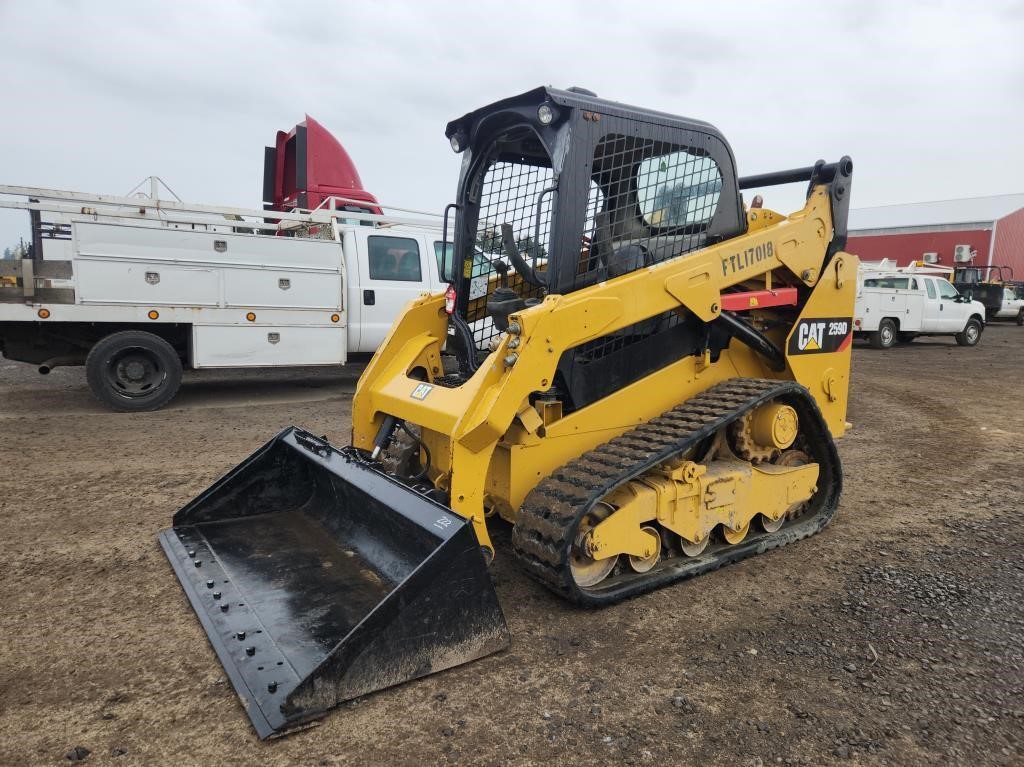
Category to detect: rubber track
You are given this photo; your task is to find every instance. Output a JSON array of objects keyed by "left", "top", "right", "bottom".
[{"left": 510, "top": 378, "right": 843, "bottom": 606}]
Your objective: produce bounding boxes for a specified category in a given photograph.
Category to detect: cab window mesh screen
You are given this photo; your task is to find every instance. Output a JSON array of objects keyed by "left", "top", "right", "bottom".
[
  {"left": 577, "top": 181, "right": 605, "bottom": 275},
  {"left": 637, "top": 151, "right": 721, "bottom": 227},
  {"left": 571, "top": 134, "right": 722, "bottom": 362},
  {"left": 579, "top": 134, "right": 721, "bottom": 282},
  {"left": 470, "top": 160, "right": 552, "bottom": 350}
]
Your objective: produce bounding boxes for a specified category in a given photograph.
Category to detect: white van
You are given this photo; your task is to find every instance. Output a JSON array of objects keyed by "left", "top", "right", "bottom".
[{"left": 853, "top": 269, "right": 986, "bottom": 349}]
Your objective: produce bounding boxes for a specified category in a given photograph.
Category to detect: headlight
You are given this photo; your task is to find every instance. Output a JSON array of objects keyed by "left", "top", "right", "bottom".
[
  {"left": 537, "top": 103, "right": 554, "bottom": 125},
  {"left": 450, "top": 133, "right": 463, "bottom": 152}
]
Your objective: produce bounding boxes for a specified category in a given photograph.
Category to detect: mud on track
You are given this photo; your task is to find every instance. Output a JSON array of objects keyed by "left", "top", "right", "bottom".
[{"left": 0, "top": 328, "right": 1021, "bottom": 766}]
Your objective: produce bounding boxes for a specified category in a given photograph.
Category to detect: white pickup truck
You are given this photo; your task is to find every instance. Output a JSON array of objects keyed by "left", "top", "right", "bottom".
[
  {"left": 0, "top": 184, "right": 454, "bottom": 410},
  {"left": 853, "top": 268, "right": 986, "bottom": 349},
  {"left": 991, "top": 285, "right": 1024, "bottom": 325}
]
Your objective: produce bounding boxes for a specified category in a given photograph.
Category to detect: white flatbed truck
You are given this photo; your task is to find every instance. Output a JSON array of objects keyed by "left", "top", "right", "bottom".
[{"left": 0, "top": 183, "right": 454, "bottom": 410}]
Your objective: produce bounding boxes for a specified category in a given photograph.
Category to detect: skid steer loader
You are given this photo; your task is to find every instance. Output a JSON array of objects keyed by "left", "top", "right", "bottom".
[{"left": 160, "top": 86, "right": 857, "bottom": 737}]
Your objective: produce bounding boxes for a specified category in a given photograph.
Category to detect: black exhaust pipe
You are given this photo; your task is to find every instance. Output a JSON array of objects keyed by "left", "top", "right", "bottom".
[{"left": 38, "top": 356, "right": 79, "bottom": 374}]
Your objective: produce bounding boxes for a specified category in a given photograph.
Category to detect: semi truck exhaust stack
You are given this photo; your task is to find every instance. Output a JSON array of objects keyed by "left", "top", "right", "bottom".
[{"left": 159, "top": 427, "right": 509, "bottom": 738}]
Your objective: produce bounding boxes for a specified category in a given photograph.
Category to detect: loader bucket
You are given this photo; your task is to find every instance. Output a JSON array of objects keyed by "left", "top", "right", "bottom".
[{"left": 158, "top": 427, "right": 509, "bottom": 739}]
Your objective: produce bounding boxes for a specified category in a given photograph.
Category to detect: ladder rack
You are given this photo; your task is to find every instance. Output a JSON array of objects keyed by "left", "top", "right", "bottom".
[{"left": 0, "top": 184, "right": 445, "bottom": 237}]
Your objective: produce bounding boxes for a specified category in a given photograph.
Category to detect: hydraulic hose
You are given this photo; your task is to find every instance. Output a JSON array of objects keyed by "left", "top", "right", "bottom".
[
  {"left": 450, "top": 312, "right": 480, "bottom": 375},
  {"left": 714, "top": 311, "right": 787, "bottom": 372},
  {"left": 399, "top": 420, "right": 432, "bottom": 481}
]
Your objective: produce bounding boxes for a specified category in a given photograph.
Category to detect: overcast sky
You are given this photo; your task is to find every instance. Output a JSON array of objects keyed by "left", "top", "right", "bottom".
[{"left": 2, "top": 0, "right": 1022, "bottom": 247}]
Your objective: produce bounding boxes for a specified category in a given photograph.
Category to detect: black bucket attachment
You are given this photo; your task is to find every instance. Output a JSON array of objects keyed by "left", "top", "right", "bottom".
[{"left": 158, "top": 427, "right": 509, "bottom": 738}]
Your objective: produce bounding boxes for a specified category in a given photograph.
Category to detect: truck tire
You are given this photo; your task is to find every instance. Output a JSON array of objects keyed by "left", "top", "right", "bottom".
[
  {"left": 870, "top": 318, "right": 897, "bottom": 349},
  {"left": 85, "top": 331, "right": 183, "bottom": 412},
  {"left": 1017, "top": 309, "right": 1023, "bottom": 326},
  {"left": 955, "top": 318, "right": 982, "bottom": 347}
]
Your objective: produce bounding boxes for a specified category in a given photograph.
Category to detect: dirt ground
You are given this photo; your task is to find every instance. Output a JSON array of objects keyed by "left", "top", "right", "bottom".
[{"left": 1, "top": 327, "right": 1022, "bottom": 767}]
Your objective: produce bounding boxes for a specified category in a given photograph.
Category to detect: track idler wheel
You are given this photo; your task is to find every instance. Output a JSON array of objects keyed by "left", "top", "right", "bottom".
[{"left": 569, "top": 503, "right": 618, "bottom": 587}]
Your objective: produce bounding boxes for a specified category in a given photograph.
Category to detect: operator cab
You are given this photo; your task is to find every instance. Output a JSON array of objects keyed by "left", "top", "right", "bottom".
[{"left": 441, "top": 86, "right": 746, "bottom": 408}]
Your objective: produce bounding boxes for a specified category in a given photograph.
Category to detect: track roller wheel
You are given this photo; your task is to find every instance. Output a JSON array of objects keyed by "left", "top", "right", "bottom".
[
  {"left": 627, "top": 525, "right": 662, "bottom": 573},
  {"left": 679, "top": 534, "right": 710, "bottom": 557},
  {"left": 723, "top": 522, "right": 750, "bottom": 545},
  {"left": 569, "top": 503, "right": 618, "bottom": 588},
  {"left": 760, "top": 513, "right": 785, "bottom": 533}
]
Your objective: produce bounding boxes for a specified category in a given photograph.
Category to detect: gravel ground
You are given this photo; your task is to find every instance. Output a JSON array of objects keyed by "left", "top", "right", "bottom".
[{"left": 0, "top": 326, "right": 1021, "bottom": 766}]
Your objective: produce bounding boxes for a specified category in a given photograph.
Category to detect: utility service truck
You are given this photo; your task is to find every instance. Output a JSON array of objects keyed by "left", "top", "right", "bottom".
[
  {"left": 853, "top": 259, "right": 986, "bottom": 349},
  {"left": 0, "top": 117, "right": 453, "bottom": 411}
]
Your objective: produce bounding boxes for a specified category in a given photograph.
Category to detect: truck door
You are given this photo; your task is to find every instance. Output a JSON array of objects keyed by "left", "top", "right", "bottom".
[
  {"left": 902, "top": 278, "right": 924, "bottom": 331},
  {"left": 997, "top": 286, "right": 1022, "bottom": 318},
  {"left": 352, "top": 231, "right": 431, "bottom": 353},
  {"left": 999, "top": 287, "right": 1013, "bottom": 318},
  {"left": 921, "top": 278, "right": 944, "bottom": 331},
  {"left": 934, "top": 278, "right": 966, "bottom": 330}
]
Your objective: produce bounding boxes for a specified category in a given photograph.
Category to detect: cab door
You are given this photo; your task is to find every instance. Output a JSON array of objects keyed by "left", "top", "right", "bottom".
[
  {"left": 920, "top": 278, "right": 945, "bottom": 331},
  {"left": 901, "top": 277, "right": 924, "bottom": 331},
  {"left": 997, "top": 286, "right": 1023, "bottom": 318},
  {"left": 352, "top": 231, "right": 431, "bottom": 352},
  {"left": 934, "top": 278, "right": 967, "bottom": 330}
]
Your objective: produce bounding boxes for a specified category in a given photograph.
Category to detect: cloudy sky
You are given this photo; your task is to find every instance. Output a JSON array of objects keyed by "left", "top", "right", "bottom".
[{"left": 1, "top": 0, "right": 1022, "bottom": 247}]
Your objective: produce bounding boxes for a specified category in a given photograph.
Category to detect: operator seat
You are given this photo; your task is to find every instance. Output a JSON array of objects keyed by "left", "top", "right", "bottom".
[{"left": 591, "top": 210, "right": 650, "bottom": 278}]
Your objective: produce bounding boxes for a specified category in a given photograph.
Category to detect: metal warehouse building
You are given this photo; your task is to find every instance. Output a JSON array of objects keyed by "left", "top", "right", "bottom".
[{"left": 846, "top": 193, "right": 1024, "bottom": 279}]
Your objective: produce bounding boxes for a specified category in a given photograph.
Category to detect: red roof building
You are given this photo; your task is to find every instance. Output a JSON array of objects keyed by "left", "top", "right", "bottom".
[{"left": 846, "top": 194, "right": 1024, "bottom": 281}]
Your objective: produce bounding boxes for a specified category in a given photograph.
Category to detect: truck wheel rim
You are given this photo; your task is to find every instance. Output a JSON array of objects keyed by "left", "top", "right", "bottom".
[
  {"left": 967, "top": 325, "right": 979, "bottom": 342},
  {"left": 106, "top": 348, "right": 165, "bottom": 397},
  {"left": 881, "top": 326, "right": 893, "bottom": 345}
]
